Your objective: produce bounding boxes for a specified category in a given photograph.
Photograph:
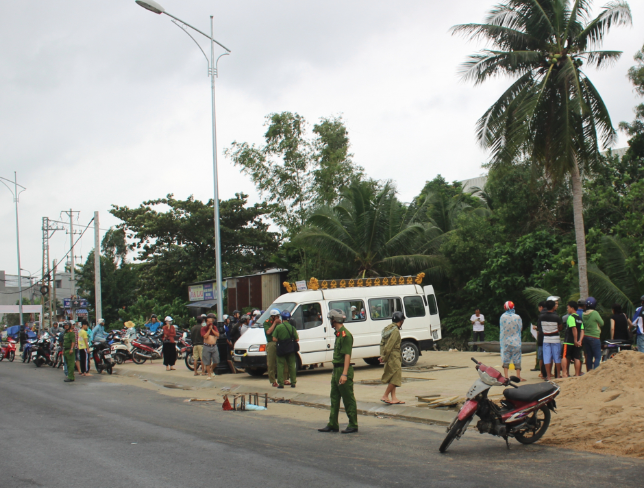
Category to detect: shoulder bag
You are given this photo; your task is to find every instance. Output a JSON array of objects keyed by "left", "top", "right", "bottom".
[{"left": 276, "top": 323, "right": 299, "bottom": 357}]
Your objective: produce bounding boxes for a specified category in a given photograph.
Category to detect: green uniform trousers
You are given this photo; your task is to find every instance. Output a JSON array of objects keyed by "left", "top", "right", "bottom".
[
  {"left": 328, "top": 366, "right": 358, "bottom": 430},
  {"left": 64, "top": 352, "right": 75, "bottom": 380},
  {"left": 266, "top": 341, "right": 289, "bottom": 384},
  {"left": 276, "top": 353, "right": 297, "bottom": 387}
]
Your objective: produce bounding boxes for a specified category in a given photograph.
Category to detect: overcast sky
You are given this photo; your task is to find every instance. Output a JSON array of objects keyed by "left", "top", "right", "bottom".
[{"left": 1, "top": 0, "right": 643, "bottom": 281}]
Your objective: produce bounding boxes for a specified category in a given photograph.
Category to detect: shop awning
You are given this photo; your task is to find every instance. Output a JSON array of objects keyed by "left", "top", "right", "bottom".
[{"left": 186, "top": 299, "right": 217, "bottom": 309}]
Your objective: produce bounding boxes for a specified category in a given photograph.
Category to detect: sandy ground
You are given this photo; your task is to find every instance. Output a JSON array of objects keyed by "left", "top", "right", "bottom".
[{"left": 542, "top": 350, "right": 644, "bottom": 459}]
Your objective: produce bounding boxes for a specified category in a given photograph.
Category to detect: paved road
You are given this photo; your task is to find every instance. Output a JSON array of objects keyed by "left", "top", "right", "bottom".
[{"left": 1, "top": 362, "right": 642, "bottom": 488}]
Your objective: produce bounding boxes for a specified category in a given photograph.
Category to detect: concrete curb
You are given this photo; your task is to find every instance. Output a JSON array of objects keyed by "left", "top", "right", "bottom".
[{"left": 114, "top": 364, "right": 455, "bottom": 426}]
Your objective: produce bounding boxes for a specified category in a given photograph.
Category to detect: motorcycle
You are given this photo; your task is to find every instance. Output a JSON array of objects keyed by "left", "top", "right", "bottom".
[
  {"left": 33, "top": 335, "right": 53, "bottom": 367},
  {"left": 0, "top": 338, "right": 17, "bottom": 362},
  {"left": 22, "top": 339, "right": 36, "bottom": 363},
  {"left": 439, "top": 357, "right": 560, "bottom": 453},
  {"left": 601, "top": 339, "right": 632, "bottom": 361},
  {"left": 92, "top": 340, "right": 114, "bottom": 374},
  {"left": 130, "top": 331, "right": 163, "bottom": 364}
]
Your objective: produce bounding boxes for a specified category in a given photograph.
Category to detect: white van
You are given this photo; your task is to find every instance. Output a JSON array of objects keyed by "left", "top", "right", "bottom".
[{"left": 233, "top": 283, "right": 442, "bottom": 376}]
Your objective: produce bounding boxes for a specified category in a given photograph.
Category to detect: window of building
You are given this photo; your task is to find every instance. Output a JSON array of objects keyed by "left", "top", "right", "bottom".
[
  {"left": 329, "top": 300, "right": 366, "bottom": 322},
  {"left": 403, "top": 296, "right": 426, "bottom": 318},
  {"left": 368, "top": 298, "right": 402, "bottom": 320},
  {"left": 55, "top": 280, "right": 62, "bottom": 289},
  {"left": 291, "top": 303, "right": 323, "bottom": 330}
]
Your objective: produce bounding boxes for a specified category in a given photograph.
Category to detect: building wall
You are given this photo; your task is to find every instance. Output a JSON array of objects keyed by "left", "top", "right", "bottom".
[{"left": 261, "top": 274, "right": 281, "bottom": 310}]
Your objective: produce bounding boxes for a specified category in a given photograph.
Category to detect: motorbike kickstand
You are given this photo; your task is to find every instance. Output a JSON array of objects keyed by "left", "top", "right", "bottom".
[{"left": 504, "top": 437, "right": 510, "bottom": 450}]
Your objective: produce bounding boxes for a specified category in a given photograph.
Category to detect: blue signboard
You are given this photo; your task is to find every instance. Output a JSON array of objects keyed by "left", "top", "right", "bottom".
[{"left": 63, "top": 298, "right": 89, "bottom": 309}]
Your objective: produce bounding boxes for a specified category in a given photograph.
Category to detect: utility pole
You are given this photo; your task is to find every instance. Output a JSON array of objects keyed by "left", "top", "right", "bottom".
[
  {"left": 42, "top": 217, "right": 65, "bottom": 328},
  {"left": 61, "top": 209, "right": 81, "bottom": 320},
  {"left": 52, "top": 259, "right": 57, "bottom": 321},
  {"left": 0, "top": 172, "right": 26, "bottom": 325},
  {"left": 94, "top": 211, "right": 102, "bottom": 324}
]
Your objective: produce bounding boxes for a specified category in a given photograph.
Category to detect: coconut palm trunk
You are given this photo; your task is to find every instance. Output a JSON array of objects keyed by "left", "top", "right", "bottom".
[{"left": 570, "top": 162, "right": 588, "bottom": 298}]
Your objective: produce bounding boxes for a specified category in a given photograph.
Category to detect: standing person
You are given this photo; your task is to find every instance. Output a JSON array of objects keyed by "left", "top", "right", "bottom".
[
  {"left": 73, "top": 322, "right": 81, "bottom": 374},
  {"left": 318, "top": 309, "right": 358, "bottom": 434},
  {"left": 161, "top": 316, "right": 177, "bottom": 371},
  {"left": 531, "top": 301, "right": 546, "bottom": 374},
  {"left": 78, "top": 320, "right": 91, "bottom": 376},
  {"left": 201, "top": 313, "right": 219, "bottom": 379},
  {"left": 582, "top": 297, "right": 603, "bottom": 371},
  {"left": 191, "top": 316, "right": 205, "bottom": 376},
  {"left": 230, "top": 316, "right": 244, "bottom": 347},
  {"left": 562, "top": 301, "right": 584, "bottom": 377},
  {"left": 610, "top": 304, "right": 631, "bottom": 341},
  {"left": 470, "top": 308, "right": 485, "bottom": 352},
  {"left": 264, "top": 309, "right": 290, "bottom": 387},
  {"left": 379, "top": 311, "right": 405, "bottom": 404},
  {"left": 62, "top": 322, "right": 76, "bottom": 383},
  {"left": 538, "top": 300, "right": 562, "bottom": 381},
  {"left": 273, "top": 311, "right": 299, "bottom": 389},
  {"left": 19, "top": 324, "right": 26, "bottom": 352},
  {"left": 499, "top": 301, "right": 524, "bottom": 381},
  {"left": 144, "top": 314, "right": 161, "bottom": 333},
  {"left": 92, "top": 319, "right": 108, "bottom": 343},
  {"left": 220, "top": 316, "right": 237, "bottom": 374},
  {"left": 58, "top": 324, "right": 67, "bottom": 377},
  {"left": 633, "top": 308, "right": 644, "bottom": 353}
]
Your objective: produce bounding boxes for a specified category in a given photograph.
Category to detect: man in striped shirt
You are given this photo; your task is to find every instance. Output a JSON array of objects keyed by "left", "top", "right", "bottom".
[{"left": 537, "top": 300, "right": 562, "bottom": 381}]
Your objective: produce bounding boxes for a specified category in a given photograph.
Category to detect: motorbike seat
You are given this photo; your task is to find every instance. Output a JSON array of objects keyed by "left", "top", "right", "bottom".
[{"left": 503, "top": 382, "right": 557, "bottom": 403}]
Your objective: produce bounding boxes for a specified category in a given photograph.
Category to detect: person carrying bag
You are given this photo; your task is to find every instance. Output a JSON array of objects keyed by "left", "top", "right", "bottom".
[{"left": 273, "top": 311, "right": 299, "bottom": 388}]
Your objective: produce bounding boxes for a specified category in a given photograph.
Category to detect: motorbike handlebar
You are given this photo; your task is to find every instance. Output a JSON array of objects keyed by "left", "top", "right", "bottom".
[{"left": 470, "top": 357, "right": 479, "bottom": 365}]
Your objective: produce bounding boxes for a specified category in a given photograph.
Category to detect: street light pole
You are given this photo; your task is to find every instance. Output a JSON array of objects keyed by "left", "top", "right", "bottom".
[
  {"left": 0, "top": 172, "right": 26, "bottom": 325},
  {"left": 135, "top": 1, "right": 231, "bottom": 325}
]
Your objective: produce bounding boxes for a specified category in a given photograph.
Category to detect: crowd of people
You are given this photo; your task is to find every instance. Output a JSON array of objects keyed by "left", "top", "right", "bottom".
[{"left": 470, "top": 295, "right": 644, "bottom": 382}]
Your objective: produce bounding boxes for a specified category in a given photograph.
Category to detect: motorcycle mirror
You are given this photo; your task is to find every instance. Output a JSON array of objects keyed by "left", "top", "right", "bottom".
[{"left": 509, "top": 376, "right": 521, "bottom": 383}]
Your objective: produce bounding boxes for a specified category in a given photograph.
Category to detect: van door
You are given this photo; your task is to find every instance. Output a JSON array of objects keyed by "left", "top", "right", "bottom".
[
  {"left": 423, "top": 285, "right": 441, "bottom": 340},
  {"left": 290, "top": 302, "right": 327, "bottom": 365},
  {"left": 327, "top": 298, "right": 377, "bottom": 360}
]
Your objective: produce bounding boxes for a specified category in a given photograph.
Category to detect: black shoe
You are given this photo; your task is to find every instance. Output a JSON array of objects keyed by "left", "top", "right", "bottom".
[
  {"left": 318, "top": 426, "right": 339, "bottom": 433},
  {"left": 291, "top": 384, "right": 296, "bottom": 388},
  {"left": 341, "top": 427, "right": 358, "bottom": 434},
  {"left": 64, "top": 379, "right": 74, "bottom": 382},
  {"left": 277, "top": 385, "right": 284, "bottom": 389}
]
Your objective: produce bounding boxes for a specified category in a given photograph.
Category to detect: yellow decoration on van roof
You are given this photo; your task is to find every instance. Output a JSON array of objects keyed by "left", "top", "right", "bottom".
[{"left": 285, "top": 273, "right": 426, "bottom": 292}]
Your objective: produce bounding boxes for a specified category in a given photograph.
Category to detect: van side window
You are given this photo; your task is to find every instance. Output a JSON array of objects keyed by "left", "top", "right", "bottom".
[
  {"left": 403, "top": 296, "right": 426, "bottom": 317},
  {"left": 427, "top": 294, "right": 438, "bottom": 315},
  {"left": 329, "top": 300, "right": 365, "bottom": 322},
  {"left": 368, "top": 298, "right": 402, "bottom": 320},
  {"left": 291, "top": 303, "right": 323, "bottom": 330}
]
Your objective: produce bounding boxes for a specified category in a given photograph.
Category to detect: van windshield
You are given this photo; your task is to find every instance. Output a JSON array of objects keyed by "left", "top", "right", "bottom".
[{"left": 251, "top": 303, "right": 297, "bottom": 327}]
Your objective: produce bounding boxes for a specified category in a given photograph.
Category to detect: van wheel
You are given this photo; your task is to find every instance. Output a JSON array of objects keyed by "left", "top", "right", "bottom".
[
  {"left": 247, "top": 368, "right": 267, "bottom": 377},
  {"left": 363, "top": 357, "right": 382, "bottom": 366},
  {"left": 401, "top": 341, "right": 419, "bottom": 367}
]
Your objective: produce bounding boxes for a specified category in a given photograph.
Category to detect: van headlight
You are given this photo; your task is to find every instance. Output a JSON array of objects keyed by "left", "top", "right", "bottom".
[{"left": 248, "top": 344, "right": 266, "bottom": 353}]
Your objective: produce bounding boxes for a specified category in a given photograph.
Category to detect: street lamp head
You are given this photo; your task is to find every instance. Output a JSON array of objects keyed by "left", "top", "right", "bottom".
[{"left": 135, "top": 0, "right": 165, "bottom": 14}]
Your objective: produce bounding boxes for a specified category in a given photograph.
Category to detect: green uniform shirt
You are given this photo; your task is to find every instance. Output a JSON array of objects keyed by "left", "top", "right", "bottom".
[
  {"left": 263, "top": 319, "right": 275, "bottom": 342},
  {"left": 332, "top": 326, "right": 353, "bottom": 364},
  {"left": 63, "top": 331, "right": 76, "bottom": 350},
  {"left": 273, "top": 321, "right": 299, "bottom": 341}
]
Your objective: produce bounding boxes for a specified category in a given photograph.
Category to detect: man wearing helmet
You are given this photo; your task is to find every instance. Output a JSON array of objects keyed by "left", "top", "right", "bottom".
[
  {"left": 264, "top": 309, "right": 290, "bottom": 387},
  {"left": 379, "top": 311, "right": 405, "bottom": 404},
  {"left": 499, "top": 301, "right": 524, "bottom": 381},
  {"left": 581, "top": 297, "right": 603, "bottom": 371},
  {"left": 318, "top": 309, "right": 358, "bottom": 434},
  {"left": 273, "top": 310, "right": 299, "bottom": 389}
]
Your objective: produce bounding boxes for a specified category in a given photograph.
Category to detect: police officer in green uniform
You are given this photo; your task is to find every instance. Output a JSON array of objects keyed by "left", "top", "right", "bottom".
[
  {"left": 264, "top": 309, "right": 290, "bottom": 387},
  {"left": 318, "top": 309, "right": 358, "bottom": 434},
  {"left": 62, "top": 322, "right": 76, "bottom": 383},
  {"left": 273, "top": 310, "right": 299, "bottom": 389}
]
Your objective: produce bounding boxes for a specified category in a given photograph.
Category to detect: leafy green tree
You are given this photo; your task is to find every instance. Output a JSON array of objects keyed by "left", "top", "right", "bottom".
[
  {"left": 293, "top": 181, "right": 442, "bottom": 279},
  {"left": 76, "top": 229, "right": 139, "bottom": 325},
  {"left": 110, "top": 193, "right": 279, "bottom": 303},
  {"left": 453, "top": 0, "right": 632, "bottom": 299},
  {"left": 225, "top": 112, "right": 364, "bottom": 235}
]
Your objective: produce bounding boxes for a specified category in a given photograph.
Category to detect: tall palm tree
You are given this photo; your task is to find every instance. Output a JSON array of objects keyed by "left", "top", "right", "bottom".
[
  {"left": 453, "top": 0, "right": 632, "bottom": 298},
  {"left": 294, "top": 181, "right": 444, "bottom": 279}
]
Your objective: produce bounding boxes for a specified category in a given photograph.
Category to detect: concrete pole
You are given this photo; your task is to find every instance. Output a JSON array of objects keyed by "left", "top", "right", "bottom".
[
  {"left": 52, "top": 259, "right": 57, "bottom": 321},
  {"left": 14, "top": 172, "right": 24, "bottom": 325},
  {"left": 94, "top": 211, "right": 102, "bottom": 325}
]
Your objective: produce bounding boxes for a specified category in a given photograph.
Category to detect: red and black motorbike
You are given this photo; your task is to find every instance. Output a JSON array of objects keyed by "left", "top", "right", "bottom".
[
  {"left": 439, "top": 357, "right": 560, "bottom": 453},
  {"left": 0, "top": 338, "right": 17, "bottom": 362}
]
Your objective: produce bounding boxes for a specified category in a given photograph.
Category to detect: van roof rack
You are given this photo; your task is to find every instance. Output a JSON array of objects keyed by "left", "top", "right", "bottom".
[{"left": 283, "top": 273, "right": 425, "bottom": 293}]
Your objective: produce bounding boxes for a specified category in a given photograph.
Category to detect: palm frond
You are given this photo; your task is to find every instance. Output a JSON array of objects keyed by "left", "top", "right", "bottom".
[
  {"left": 523, "top": 287, "right": 552, "bottom": 308},
  {"left": 582, "top": 50, "right": 622, "bottom": 69},
  {"left": 459, "top": 50, "right": 542, "bottom": 84},
  {"left": 577, "top": 1, "right": 632, "bottom": 51},
  {"left": 451, "top": 23, "right": 539, "bottom": 51},
  {"left": 588, "top": 264, "right": 635, "bottom": 317}
]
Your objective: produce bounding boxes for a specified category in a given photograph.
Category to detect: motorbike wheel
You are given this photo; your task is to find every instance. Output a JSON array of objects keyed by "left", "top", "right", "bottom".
[
  {"left": 9, "top": 351, "right": 15, "bottom": 362},
  {"left": 106, "top": 365, "right": 113, "bottom": 375},
  {"left": 94, "top": 355, "right": 102, "bottom": 373},
  {"left": 515, "top": 405, "right": 551, "bottom": 444},
  {"left": 439, "top": 418, "right": 469, "bottom": 453},
  {"left": 34, "top": 357, "right": 42, "bottom": 368},
  {"left": 114, "top": 353, "right": 125, "bottom": 365},
  {"left": 0, "top": 352, "right": 4, "bottom": 361},
  {"left": 185, "top": 352, "right": 194, "bottom": 371},
  {"left": 131, "top": 350, "right": 147, "bottom": 365}
]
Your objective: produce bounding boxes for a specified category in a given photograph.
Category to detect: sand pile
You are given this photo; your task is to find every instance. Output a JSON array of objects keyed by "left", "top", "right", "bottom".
[{"left": 542, "top": 350, "right": 644, "bottom": 458}]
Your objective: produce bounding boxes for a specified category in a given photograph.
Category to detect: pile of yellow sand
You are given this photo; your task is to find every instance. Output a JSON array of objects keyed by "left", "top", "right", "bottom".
[{"left": 542, "top": 350, "right": 644, "bottom": 458}]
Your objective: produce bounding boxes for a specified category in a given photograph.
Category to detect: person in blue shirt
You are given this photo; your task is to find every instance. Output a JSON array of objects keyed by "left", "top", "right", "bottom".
[
  {"left": 144, "top": 314, "right": 161, "bottom": 333},
  {"left": 92, "top": 319, "right": 108, "bottom": 343}
]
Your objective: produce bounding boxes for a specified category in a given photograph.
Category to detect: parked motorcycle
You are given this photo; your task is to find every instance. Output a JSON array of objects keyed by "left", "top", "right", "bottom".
[
  {"left": 32, "top": 336, "right": 53, "bottom": 367},
  {"left": 601, "top": 339, "right": 632, "bottom": 361},
  {"left": 130, "top": 331, "right": 163, "bottom": 364},
  {"left": 92, "top": 340, "right": 114, "bottom": 374},
  {"left": 0, "top": 338, "right": 17, "bottom": 362},
  {"left": 22, "top": 339, "right": 36, "bottom": 363},
  {"left": 439, "top": 358, "right": 560, "bottom": 453}
]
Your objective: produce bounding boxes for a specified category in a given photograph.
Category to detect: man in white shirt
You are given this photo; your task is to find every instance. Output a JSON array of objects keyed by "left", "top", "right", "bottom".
[{"left": 471, "top": 308, "right": 485, "bottom": 351}]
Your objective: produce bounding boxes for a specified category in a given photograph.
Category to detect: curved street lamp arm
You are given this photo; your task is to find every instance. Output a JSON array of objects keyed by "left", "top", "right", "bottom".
[
  {"left": 170, "top": 20, "right": 210, "bottom": 68},
  {"left": 163, "top": 11, "right": 231, "bottom": 52},
  {"left": 215, "top": 52, "right": 229, "bottom": 77}
]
